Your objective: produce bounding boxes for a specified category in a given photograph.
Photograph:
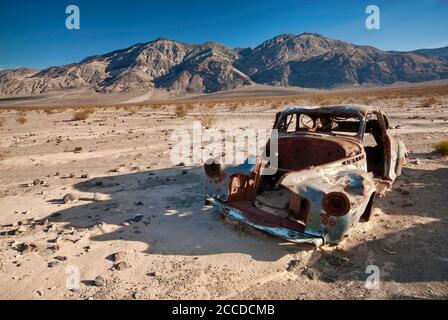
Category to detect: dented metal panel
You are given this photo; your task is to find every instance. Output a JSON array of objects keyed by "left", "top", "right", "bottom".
[
  {"left": 204, "top": 105, "right": 406, "bottom": 246},
  {"left": 208, "top": 198, "right": 324, "bottom": 247}
]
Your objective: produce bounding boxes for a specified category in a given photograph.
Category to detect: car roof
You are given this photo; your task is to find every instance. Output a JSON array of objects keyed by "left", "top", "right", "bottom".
[{"left": 282, "top": 105, "right": 376, "bottom": 117}]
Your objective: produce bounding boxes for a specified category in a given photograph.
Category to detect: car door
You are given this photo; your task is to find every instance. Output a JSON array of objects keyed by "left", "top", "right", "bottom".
[{"left": 378, "top": 111, "right": 398, "bottom": 181}]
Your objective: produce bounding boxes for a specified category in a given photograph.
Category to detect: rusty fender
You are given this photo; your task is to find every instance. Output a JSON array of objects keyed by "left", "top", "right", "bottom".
[{"left": 280, "top": 158, "right": 376, "bottom": 244}]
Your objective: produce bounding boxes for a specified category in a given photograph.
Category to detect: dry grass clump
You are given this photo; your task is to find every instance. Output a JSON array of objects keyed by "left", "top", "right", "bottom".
[
  {"left": 16, "top": 112, "right": 27, "bottom": 124},
  {"left": 270, "top": 101, "right": 283, "bottom": 110},
  {"left": 420, "top": 97, "right": 438, "bottom": 108},
  {"left": 228, "top": 103, "right": 239, "bottom": 112},
  {"left": 72, "top": 109, "right": 94, "bottom": 121},
  {"left": 151, "top": 104, "right": 163, "bottom": 110},
  {"left": 175, "top": 104, "right": 191, "bottom": 118},
  {"left": 124, "top": 106, "right": 138, "bottom": 114},
  {"left": 434, "top": 139, "right": 448, "bottom": 156},
  {"left": 44, "top": 108, "right": 64, "bottom": 115},
  {"left": 200, "top": 111, "right": 217, "bottom": 129}
]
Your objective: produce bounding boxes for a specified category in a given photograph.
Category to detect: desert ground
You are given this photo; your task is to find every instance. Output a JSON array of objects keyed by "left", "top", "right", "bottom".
[{"left": 0, "top": 83, "right": 447, "bottom": 300}]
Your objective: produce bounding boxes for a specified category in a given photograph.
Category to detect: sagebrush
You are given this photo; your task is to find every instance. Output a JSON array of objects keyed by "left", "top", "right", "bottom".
[
  {"left": 434, "top": 139, "right": 448, "bottom": 156},
  {"left": 72, "top": 109, "right": 94, "bottom": 121}
]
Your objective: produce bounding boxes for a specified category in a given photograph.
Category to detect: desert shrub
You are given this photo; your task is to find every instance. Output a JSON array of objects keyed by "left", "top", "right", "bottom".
[
  {"left": 175, "top": 104, "right": 190, "bottom": 118},
  {"left": 200, "top": 111, "right": 217, "bottom": 129},
  {"left": 123, "top": 106, "right": 137, "bottom": 114},
  {"left": 271, "top": 101, "right": 282, "bottom": 110},
  {"left": 44, "top": 108, "right": 63, "bottom": 114},
  {"left": 229, "top": 104, "right": 239, "bottom": 112},
  {"left": 72, "top": 109, "right": 94, "bottom": 121},
  {"left": 201, "top": 101, "right": 214, "bottom": 109},
  {"left": 420, "top": 97, "right": 438, "bottom": 108},
  {"left": 434, "top": 140, "right": 448, "bottom": 156},
  {"left": 16, "top": 112, "right": 27, "bottom": 124}
]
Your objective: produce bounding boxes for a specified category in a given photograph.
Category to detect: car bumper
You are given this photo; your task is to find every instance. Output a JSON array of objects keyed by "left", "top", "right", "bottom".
[{"left": 207, "top": 198, "right": 324, "bottom": 247}]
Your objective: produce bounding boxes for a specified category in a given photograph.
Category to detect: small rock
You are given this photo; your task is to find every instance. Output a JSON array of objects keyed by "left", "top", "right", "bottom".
[
  {"left": 47, "top": 261, "right": 59, "bottom": 268},
  {"left": 402, "top": 200, "right": 415, "bottom": 207},
  {"left": 17, "top": 225, "right": 27, "bottom": 233},
  {"left": 409, "top": 159, "right": 420, "bottom": 165},
  {"left": 147, "top": 272, "right": 156, "bottom": 277},
  {"left": 112, "top": 251, "right": 126, "bottom": 262},
  {"left": 302, "top": 267, "right": 317, "bottom": 280},
  {"left": 16, "top": 243, "right": 29, "bottom": 253},
  {"left": 54, "top": 256, "right": 67, "bottom": 261},
  {"left": 111, "top": 166, "right": 126, "bottom": 173},
  {"left": 63, "top": 193, "right": 79, "bottom": 204},
  {"left": 133, "top": 214, "right": 144, "bottom": 222},
  {"left": 115, "top": 262, "right": 129, "bottom": 270},
  {"left": 48, "top": 244, "right": 60, "bottom": 251},
  {"left": 80, "top": 173, "right": 90, "bottom": 179},
  {"left": 94, "top": 276, "right": 105, "bottom": 287},
  {"left": 286, "top": 260, "right": 301, "bottom": 272},
  {"left": 69, "top": 173, "right": 76, "bottom": 178},
  {"left": 33, "top": 179, "right": 44, "bottom": 186}
]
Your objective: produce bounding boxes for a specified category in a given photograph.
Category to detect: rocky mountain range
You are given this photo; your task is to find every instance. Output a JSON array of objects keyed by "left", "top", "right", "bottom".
[
  {"left": 414, "top": 46, "right": 448, "bottom": 59},
  {"left": 1, "top": 32, "right": 448, "bottom": 96}
]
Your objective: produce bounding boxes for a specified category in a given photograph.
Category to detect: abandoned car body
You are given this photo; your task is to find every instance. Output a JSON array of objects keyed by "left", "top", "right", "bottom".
[{"left": 204, "top": 105, "right": 407, "bottom": 246}]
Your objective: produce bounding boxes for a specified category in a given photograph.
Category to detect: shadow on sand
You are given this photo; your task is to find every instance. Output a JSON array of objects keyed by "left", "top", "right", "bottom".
[
  {"left": 47, "top": 166, "right": 314, "bottom": 262},
  {"left": 46, "top": 165, "right": 448, "bottom": 284}
]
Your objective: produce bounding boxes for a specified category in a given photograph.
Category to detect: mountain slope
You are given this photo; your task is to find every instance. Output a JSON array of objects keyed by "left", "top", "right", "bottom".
[
  {"left": 1, "top": 33, "right": 448, "bottom": 96},
  {"left": 414, "top": 46, "right": 448, "bottom": 59},
  {"left": 238, "top": 33, "right": 448, "bottom": 88}
]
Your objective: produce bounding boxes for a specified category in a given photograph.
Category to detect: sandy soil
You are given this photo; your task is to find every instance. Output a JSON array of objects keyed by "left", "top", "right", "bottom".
[{"left": 0, "top": 94, "right": 447, "bottom": 300}]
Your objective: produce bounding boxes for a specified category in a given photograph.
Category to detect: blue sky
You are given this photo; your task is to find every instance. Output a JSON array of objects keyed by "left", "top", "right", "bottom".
[{"left": 0, "top": 0, "right": 447, "bottom": 69}]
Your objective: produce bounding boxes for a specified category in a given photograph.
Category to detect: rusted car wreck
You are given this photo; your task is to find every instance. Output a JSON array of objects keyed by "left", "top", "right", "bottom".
[{"left": 204, "top": 105, "right": 407, "bottom": 246}]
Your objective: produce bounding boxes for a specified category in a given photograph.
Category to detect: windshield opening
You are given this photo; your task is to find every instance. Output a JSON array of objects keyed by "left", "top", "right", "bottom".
[{"left": 277, "top": 112, "right": 362, "bottom": 137}]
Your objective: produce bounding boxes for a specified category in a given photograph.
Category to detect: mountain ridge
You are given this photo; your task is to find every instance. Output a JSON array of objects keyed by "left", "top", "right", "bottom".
[{"left": 1, "top": 33, "right": 447, "bottom": 97}]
